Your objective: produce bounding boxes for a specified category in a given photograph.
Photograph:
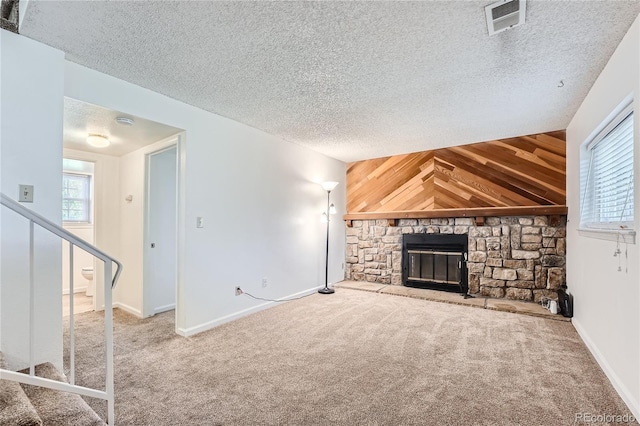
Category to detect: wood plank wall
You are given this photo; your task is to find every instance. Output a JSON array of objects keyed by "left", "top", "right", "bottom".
[{"left": 347, "top": 131, "right": 566, "bottom": 214}]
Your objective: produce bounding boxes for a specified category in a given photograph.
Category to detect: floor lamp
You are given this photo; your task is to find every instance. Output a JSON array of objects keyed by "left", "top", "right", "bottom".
[{"left": 319, "top": 181, "right": 338, "bottom": 294}]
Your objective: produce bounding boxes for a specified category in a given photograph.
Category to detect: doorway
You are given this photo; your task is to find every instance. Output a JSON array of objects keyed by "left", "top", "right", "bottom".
[
  {"left": 61, "top": 158, "right": 96, "bottom": 316},
  {"left": 143, "top": 145, "right": 178, "bottom": 317},
  {"left": 62, "top": 97, "right": 185, "bottom": 328}
]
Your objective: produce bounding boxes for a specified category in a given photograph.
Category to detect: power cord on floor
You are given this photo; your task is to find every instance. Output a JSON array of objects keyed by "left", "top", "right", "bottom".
[{"left": 240, "top": 290, "right": 319, "bottom": 303}]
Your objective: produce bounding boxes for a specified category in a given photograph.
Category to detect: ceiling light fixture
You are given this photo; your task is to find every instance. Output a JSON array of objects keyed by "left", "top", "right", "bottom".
[
  {"left": 115, "top": 117, "right": 135, "bottom": 126},
  {"left": 86, "top": 134, "right": 110, "bottom": 148}
]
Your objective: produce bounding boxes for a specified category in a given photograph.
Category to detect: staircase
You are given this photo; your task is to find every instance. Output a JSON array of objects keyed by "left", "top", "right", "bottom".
[
  {"left": 1, "top": 354, "right": 106, "bottom": 425},
  {"left": 0, "top": 193, "right": 122, "bottom": 425}
]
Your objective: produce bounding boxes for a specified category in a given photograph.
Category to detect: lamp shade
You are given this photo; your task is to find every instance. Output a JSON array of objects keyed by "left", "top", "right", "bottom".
[
  {"left": 321, "top": 181, "right": 339, "bottom": 191},
  {"left": 87, "top": 135, "right": 110, "bottom": 148},
  {"left": 329, "top": 203, "right": 336, "bottom": 214}
]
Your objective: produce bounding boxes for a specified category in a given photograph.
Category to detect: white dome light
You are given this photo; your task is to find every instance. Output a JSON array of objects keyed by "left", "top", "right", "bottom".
[{"left": 86, "top": 134, "right": 110, "bottom": 148}]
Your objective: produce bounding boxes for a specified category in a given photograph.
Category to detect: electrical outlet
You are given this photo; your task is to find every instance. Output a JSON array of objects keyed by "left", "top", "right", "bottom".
[
  {"left": 262, "top": 277, "right": 268, "bottom": 288},
  {"left": 235, "top": 286, "right": 242, "bottom": 296}
]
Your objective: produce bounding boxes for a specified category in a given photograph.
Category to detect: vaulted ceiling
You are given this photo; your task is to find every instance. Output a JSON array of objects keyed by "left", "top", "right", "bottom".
[{"left": 19, "top": 1, "right": 640, "bottom": 162}]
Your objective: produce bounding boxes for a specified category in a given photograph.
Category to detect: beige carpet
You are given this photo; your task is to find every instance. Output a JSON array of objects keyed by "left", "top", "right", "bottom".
[{"left": 65, "top": 288, "right": 635, "bottom": 425}]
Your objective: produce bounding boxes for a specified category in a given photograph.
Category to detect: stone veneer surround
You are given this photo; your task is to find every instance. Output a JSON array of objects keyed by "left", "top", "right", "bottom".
[{"left": 345, "top": 216, "right": 567, "bottom": 302}]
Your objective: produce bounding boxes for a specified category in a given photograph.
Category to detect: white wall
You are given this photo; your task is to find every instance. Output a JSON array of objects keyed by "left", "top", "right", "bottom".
[
  {"left": 566, "top": 15, "right": 640, "bottom": 418},
  {"left": 64, "top": 62, "right": 346, "bottom": 336},
  {"left": 0, "top": 31, "right": 65, "bottom": 370}
]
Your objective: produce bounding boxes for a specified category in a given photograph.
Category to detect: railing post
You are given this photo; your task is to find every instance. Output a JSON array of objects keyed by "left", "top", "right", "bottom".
[
  {"left": 104, "top": 260, "right": 114, "bottom": 426},
  {"left": 29, "top": 220, "right": 35, "bottom": 377},
  {"left": 69, "top": 242, "right": 75, "bottom": 385}
]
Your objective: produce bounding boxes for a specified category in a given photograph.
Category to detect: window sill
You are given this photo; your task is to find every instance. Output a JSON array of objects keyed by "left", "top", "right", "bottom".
[
  {"left": 62, "top": 222, "right": 93, "bottom": 230},
  {"left": 577, "top": 228, "right": 636, "bottom": 244}
]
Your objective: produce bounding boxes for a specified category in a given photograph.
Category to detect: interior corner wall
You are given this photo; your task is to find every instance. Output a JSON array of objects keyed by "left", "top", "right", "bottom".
[
  {"left": 0, "top": 31, "right": 65, "bottom": 370},
  {"left": 566, "top": 14, "right": 640, "bottom": 417},
  {"left": 64, "top": 62, "right": 346, "bottom": 335}
]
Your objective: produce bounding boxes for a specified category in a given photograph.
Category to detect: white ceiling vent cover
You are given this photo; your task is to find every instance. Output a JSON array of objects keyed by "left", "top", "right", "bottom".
[{"left": 485, "top": 0, "right": 526, "bottom": 36}]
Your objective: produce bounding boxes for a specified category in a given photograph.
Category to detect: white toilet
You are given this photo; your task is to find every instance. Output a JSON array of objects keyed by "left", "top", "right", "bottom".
[{"left": 81, "top": 267, "right": 94, "bottom": 296}]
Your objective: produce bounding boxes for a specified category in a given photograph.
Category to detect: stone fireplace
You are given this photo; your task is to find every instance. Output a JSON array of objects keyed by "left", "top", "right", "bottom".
[{"left": 345, "top": 215, "right": 566, "bottom": 302}]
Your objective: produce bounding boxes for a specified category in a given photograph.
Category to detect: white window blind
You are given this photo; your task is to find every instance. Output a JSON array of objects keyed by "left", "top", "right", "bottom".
[
  {"left": 580, "top": 107, "right": 634, "bottom": 229},
  {"left": 62, "top": 173, "right": 91, "bottom": 223}
]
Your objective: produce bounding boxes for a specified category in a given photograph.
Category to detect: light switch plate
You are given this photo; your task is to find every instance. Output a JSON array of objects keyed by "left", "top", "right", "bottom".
[
  {"left": 19, "top": 184, "right": 34, "bottom": 203},
  {"left": 196, "top": 217, "right": 204, "bottom": 228}
]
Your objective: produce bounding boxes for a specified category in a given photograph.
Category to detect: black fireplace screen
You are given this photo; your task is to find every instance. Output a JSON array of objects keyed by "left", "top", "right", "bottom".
[
  {"left": 407, "top": 250, "right": 462, "bottom": 285},
  {"left": 402, "top": 234, "right": 468, "bottom": 294}
]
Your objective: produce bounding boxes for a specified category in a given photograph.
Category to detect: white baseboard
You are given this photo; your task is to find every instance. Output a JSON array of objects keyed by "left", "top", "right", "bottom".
[
  {"left": 572, "top": 318, "right": 639, "bottom": 419},
  {"left": 113, "top": 302, "right": 143, "bottom": 318},
  {"left": 62, "top": 286, "right": 87, "bottom": 295},
  {"left": 176, "top": 286, "right": 318, "bottom": 337},
  {"left": 154, "top": 303, "right": 175, "bottom": 315}
]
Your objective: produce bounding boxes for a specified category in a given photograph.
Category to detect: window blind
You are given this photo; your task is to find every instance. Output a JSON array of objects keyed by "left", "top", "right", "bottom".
[{"left": 581, "top": 110, "right": 633, "bottom": 228}]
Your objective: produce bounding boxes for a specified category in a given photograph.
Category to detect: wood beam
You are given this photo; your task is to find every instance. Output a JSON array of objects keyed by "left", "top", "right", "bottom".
[{"left": 343, "top": 205, "right": 568, "bottom": 221}]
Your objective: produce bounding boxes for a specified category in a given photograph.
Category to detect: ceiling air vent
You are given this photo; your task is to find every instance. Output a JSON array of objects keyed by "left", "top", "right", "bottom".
[{"left": 485, "top": 0, "right": 526, "bottom": 36}]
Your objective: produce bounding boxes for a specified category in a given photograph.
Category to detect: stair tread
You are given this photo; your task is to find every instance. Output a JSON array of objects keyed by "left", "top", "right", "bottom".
[
  {"left": 19, "top": 363, "right": 106, "bottom": 426},
  {"left": 0, "top": 352, "right": 43, "bottom": 426},
  {"left": 0, "top": 380, "right": 43, "bottom": 426}
]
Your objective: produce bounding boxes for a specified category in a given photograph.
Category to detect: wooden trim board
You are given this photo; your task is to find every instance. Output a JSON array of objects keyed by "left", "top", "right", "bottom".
[{"left": 344, "top": 205, "right": 568, "bottom": 222}]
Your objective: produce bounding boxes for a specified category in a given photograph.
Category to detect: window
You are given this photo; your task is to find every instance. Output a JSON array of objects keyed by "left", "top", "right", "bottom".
[
  {"left": 62, "top": 173, "right": 91, "bottom": 223},
  {"left": 580, "top": 104, "right": 634, "bottom": 230}
]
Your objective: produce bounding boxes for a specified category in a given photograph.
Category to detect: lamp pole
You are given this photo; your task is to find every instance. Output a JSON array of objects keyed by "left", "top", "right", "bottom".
[{"left": 319, "top": 181, "right": 338, "bottom": 294}]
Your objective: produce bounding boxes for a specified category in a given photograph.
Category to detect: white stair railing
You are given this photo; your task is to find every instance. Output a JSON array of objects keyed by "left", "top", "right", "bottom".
[{"left": 0, "top": 193, "right": 122, "bottom": 425}]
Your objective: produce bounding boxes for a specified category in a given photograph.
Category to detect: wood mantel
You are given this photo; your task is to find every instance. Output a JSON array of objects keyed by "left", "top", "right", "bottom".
[{"left": 343, "top": 205, "right": 568, "bottom": 223}]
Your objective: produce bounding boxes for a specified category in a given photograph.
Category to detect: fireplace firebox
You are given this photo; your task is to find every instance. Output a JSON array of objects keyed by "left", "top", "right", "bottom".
[{"left": 402, "top": 234, "right": 468, "bottom": 295}]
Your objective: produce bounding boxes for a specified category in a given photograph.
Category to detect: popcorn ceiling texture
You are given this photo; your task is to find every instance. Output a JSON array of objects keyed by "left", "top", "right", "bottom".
[{"left": 20, "top": 1, "right": 640, "bottom": 161}]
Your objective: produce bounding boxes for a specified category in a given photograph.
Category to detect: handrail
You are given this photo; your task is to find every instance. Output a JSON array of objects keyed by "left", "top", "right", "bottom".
[
  {"left": 0, "top": 193, "right": 122, "bottom": 288},
  {"left": 0, "top": 192, "right": 120, "bottom": 424}
]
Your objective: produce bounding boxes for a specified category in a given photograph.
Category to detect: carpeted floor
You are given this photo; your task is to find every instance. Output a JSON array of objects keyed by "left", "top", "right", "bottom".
[{"left": 65, "top": 288, "right": 636, "bottom": 425}]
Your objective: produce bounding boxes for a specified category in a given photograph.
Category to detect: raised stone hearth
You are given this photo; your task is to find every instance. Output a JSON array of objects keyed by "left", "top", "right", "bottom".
[{"left": 344, "top": 216, "right": 567, "bottom": 302}]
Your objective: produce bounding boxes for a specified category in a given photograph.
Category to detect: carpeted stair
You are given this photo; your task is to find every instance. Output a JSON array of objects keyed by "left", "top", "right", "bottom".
[{"left": 0, "top": 353, "right": 106, "bottom": 426}]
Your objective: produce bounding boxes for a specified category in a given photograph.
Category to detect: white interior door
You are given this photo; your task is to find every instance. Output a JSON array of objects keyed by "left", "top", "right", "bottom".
[{"left": 144, "top": 146, "right": 177, "bottom": 316}]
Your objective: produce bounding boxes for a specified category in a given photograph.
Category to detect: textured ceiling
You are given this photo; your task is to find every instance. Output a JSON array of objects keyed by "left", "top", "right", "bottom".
[
  {"left": 63, "top": 98, "right": 182, "bottom": 157},
  {"left": 20, "top": 1, "right": 640, "bottom": 162}
]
